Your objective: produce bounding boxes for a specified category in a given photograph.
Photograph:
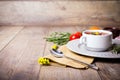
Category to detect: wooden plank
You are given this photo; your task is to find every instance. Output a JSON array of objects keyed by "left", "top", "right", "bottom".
[
  {"left": 96, "top": 58, "right": 120, "bottom": 80},
  {"left": 39, "top": 26, "right": 101, "bottom": 80},
  {"left": 0, "top": 26, "right": 48, "bottom": 80},
  {"left": 0, "top": 26, "right": 119, "bottom": 80},
  {"left": 0, "top": 1, "right": 119, "bottom": 26},
  {"left": 0, "top": 26, "right": 23, "bottom": 52}
]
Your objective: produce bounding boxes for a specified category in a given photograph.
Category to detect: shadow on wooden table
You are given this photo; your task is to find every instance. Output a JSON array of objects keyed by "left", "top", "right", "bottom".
[{"left": 95, "top": 58, "right": 120, "bottom": 63}]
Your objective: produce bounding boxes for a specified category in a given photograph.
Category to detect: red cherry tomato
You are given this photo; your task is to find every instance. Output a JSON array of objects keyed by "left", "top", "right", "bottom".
[
  {"left": 75, "top": 32, "right": 82, "bottom": 38},
  {"left": 69, "top": 34, "right": 77, "bottom": 40},
  {"left": 69, "top": 32, "right": 82, "bottom": 41}
]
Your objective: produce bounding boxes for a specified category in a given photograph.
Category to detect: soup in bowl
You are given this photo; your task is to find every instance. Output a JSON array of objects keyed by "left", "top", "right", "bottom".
[{"left": 79, "top": 30, "right": 113, "bottom": 52}]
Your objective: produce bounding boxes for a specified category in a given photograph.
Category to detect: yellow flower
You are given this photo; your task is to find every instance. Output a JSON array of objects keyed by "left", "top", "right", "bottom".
[
  {"left": 95, "top": 32, "right": 100, "bottom": 35},
  {"left": 38, "top": 57, "right": 50, "bottom": 65},
  {"left": 51, "top": 44, "right": 58, "bottom": 50}
]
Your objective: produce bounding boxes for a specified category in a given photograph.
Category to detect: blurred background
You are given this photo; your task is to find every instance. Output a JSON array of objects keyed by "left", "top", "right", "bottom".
[{"left": 0, "top": 0, "right": 120, "bottom": 27}]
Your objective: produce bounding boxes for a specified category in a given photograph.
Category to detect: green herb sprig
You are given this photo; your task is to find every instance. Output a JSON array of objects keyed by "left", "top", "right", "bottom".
[
  {"left": 44, "top": 32, "right": 71, "bottom": 45},
  {"left": 111, "top": 45, "right": 120, "bottom": 54}
]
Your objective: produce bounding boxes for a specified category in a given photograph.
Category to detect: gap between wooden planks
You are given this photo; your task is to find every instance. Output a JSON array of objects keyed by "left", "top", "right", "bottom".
[
  {"left": 0, "top": 26, "right": 49, "bottom": 80},
  {"left": 0, "top": 26, "right": 23, "bottom": 52}
]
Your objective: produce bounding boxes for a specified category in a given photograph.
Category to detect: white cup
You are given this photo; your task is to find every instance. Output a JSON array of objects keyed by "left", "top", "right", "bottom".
[{"left": 79, "top": 30, "right": 113, "bottom": 52}]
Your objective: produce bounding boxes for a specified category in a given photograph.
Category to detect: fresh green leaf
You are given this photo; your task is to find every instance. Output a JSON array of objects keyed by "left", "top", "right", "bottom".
[{"left": 44, "top": 32, "right": 71, "bottom": 45}]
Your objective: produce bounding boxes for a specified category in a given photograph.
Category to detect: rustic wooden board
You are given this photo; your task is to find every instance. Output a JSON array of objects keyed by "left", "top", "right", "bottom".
[
  {"left": 0, "top": 26, "right": 120, "bottom": 80},
  {"left": 0, "top": 26, "right": 23, "bottom": 52},
  {"left": 0, "top": 26, "right": 48, "bottom": 80}
]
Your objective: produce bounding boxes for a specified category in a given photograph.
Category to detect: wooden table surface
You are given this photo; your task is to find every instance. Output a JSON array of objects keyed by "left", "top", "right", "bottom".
[{"left": 0, "top": 26, "right": 120, "bottom": 80}]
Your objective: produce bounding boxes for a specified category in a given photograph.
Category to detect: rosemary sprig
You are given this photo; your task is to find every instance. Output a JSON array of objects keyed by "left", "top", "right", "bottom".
[
  {"left": 111, "top": 44, "right": 120, "bottom": 54},
  {"left": 44, "top": 32, "right": 71, "bottom": 45}
]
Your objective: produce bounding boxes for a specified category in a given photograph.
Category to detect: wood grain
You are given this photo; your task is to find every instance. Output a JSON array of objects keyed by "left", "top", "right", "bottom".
[
  {"left": 96, "top": 59, "right": 120, "bottom": 80},
  {"left": 0, "top": 26, "right": 23, "bottom": 52},
  {"left": 0, "top": 26, "right": 120, "bottom": 80},
  {"left": 0, "top": 26, "right": 48, "bottom": 80},
  {"left": 0, "top": 1, "right": 119, "bottom": 26}
]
